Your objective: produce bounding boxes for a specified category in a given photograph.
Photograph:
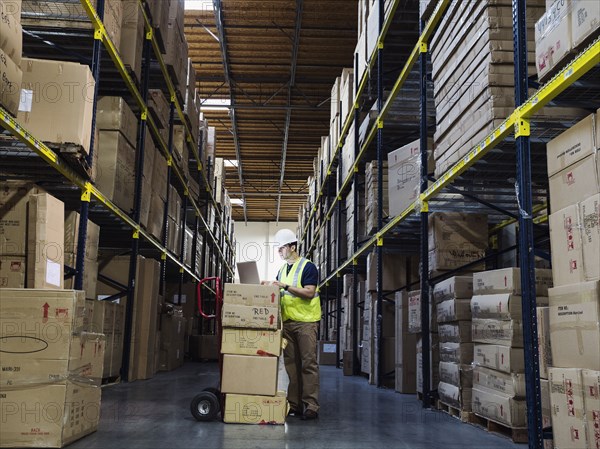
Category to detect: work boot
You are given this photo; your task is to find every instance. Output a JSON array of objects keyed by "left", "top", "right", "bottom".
[
  {"left": 301, "top": 410, "right": 318, "bottom": 421},
  {"left": 287, "top": 408, "right": 302, "bottom": 418}
]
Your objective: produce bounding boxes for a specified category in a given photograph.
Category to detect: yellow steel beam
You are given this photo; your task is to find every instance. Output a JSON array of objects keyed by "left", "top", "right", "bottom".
[{"left": 490, "top": 203, "right": 548, "bottom": 234}]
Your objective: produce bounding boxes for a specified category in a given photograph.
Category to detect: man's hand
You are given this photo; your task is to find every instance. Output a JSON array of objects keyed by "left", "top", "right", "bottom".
[{"left": 272, "top": 281, "right": 286, "bottom": 289}]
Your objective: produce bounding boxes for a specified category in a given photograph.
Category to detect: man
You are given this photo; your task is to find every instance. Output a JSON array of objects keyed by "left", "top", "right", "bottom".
[{"left": 272, "top": 228, "right": 321, "bottom": 421}]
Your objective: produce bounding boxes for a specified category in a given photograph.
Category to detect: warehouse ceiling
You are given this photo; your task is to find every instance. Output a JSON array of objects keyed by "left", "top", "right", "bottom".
[{"left": 184, "top": 0, "right": 358, "bottom": 222}]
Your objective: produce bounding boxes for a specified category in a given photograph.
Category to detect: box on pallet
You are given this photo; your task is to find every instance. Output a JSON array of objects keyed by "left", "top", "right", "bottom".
[
  {"left": 436, "top": 299, "right": 471, "bottom": 323},
  {"left": 97, "top": 131, "right": 136, "bottom": 212},
  {"left": 0, "top": 0, "right": 22, "bottom": 65},
  {"left": 438, "top": 381, "right": 472, "bottom": 411},
  {"left": 408, "top": 290, "right": 437, "bottom": 334},
  {"left": 546, "top": 113, "right": 595, "bottom": 178},
  {"left": 471, "top": 293, "right": 548, "bottom": 320},
  {"left": 223, "top": 392, "right": 288, "bottom": 425},
  {"left": 473, "top": 267, "right": 553, "bottom": 296},
  {"left": 438, "top": 321, "right": 472, "bottom": 343},
  {"left": 18, "top": 58, "right": 95, "bottom": 155},
  {"left": 395, "top": 291, "right": 417, "bottom": 394},
  {"left": 535, "top": 0, "right": 573, "bottom": 81},
  {"left": 439, "top": 361, "right": 473, "bottom": 389},
  {"left": 583, "top": 369, "right": 600, "bottom": 449},
  {"left": 221, "top": 354, "right": 278, "bottom": 396},
  {"left": 549, "top": 368, "right": 588, "bottom": 449},
  {"left": 549, "top": 152, "right": 600, "bottom": 213},
  {"left": 537, "top": 306, "right": 553, "bottom": 379},
  {"left": 549, "top": 280, "right": 600, "bottom": 370},
  {"left": 416, "top": 334, "right": 440, "bottom": 394},
  {"left": 439, "top": 342, "right": 474, "bottom": 365},
  {"left": 473, "top": 366, "right": 526, "bottom": 398},
  {"left": 0, "top": 46, "right": 22, "bottom": 117},
  {"left": 472, "top": 387, "right": 527, "bottom": 428},
  {"left": 472, "top": 318, "right": 523, "bottom": 347},
  {"left": 432, "top": 276, "right": 473, "bottom": 303}
]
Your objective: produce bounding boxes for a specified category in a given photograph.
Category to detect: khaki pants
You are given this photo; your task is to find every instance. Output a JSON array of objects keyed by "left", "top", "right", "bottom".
[{"left": 282, "top": 320, "right": 320, "bottom": 414}]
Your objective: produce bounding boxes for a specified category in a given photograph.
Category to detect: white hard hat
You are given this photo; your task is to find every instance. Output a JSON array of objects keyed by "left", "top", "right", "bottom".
[{"left": 274, "top": 229, "right": 298, "bottom": 247}]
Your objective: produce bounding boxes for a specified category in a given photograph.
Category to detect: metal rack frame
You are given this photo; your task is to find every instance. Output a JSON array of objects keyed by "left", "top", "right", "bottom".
[
  {"left": 0, "top": 0, "right": 236, "bottom": 380},
  {"left": 301, "top": 0, "right": 600, "bottom": 447}
]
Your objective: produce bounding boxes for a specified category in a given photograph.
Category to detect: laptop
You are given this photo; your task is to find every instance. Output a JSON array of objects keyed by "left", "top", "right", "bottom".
[{"left": 237, "top": 261, "right": 261, "bottom": 284}]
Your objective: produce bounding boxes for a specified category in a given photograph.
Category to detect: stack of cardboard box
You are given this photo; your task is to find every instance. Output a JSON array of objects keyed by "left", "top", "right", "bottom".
[
  {"left": 434, "top": 276, "right": 474, "bottom": 411},
  {"left": 0, "top": 183, "right": 65, "bottom": 290},
  {"left": 546, "top": 110, "right": 600, "bottom": 449},
  {"left": 0, "top": 290, "right": 105, "bottom": 447},
  {"left": 395, "top": 291, "right": 417, "bottom": 393},
  {"left": 365, "top": 161, "right": 389, "bottom": 235},
  {"left": 428, "top": 212, "right": 488, "bottom": 276},
  {"left": 64, "top": 212, "right": 100, "bottom": 301},
  {"left": 339, "top": 274, "right": 366, "bottom": 355},
  {"left": 535, "top": 0, "right": 599, "bottom": 81},
  {"left": 0, "top": 0, "right": 23, "bottom": 116},
  {"left": 220, "top": 284, "right": 288, "bottom": 424},
  {"left": 159, "top": 305, "right": 187, "bottom": 372},
  {"left": 345, "top": 176, "right": 366, "bottom": 256},
  {"left": 470, "top": 268, "right": 553, "bottom": 429},
  {"left": 387, "top": 139, "right": 434, "bottom": 219}
]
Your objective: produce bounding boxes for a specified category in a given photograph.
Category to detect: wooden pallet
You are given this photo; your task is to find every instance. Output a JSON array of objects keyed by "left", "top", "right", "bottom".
[
  {"left": 46, "top": 142, "right": 92, "bottom": 180},
  {"left": 436, "top": 400, "right": 474, "bottom": 423},
  {"left": 469, "top": 413, "right": 528, "bottom": 444}
]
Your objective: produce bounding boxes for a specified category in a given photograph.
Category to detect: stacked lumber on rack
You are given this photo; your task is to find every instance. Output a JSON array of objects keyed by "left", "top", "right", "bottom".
[
  {"left": 546, "top": 110, "right": 600, "bottom": 449},
  {"left": 470, "top": 268, "right": 553, "bottom": 431},
  {"left": 220, "top": 284, "right": 288, "bottom": 424},
  {"left": 430, "top": 0, "right": 588, "bottom": 178},
  {"left": 434, "top": 276, "right": 474, "bottom": 412}
]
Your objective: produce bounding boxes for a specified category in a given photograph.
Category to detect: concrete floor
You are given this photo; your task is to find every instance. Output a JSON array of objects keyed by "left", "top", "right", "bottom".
[{"left": 70, "top": 362, "right": 524, "bottom": 449}]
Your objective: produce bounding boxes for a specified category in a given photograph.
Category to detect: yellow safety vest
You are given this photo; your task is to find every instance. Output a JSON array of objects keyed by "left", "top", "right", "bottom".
[{"left": 278, "top": 257, "right": 321, "bottom": 322}]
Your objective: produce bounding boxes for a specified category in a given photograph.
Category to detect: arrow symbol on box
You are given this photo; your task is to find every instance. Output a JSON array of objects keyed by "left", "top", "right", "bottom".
[
  {"left": 269, "top": 315, "right": 275, "bottom": 325},
  {"left": 271, "top": 293, "right": 276, "bottom": 303},
  {"left": 42, "top": 303, "right": 50, "bottom": 323}
]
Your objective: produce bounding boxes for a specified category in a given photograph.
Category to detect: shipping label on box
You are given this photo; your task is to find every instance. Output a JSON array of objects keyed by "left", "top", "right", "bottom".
[
  {"left": 549, "top": 280, "right": 600, "bottom": 371},
  {"left": 472, "top": 318, "right": 523, "bottom": 347},
  {"left": 438, "top": 321, "right": 472, "bottom": 343},
  {"left": 473, "top": 344, "right": 525, "bottom": 373},
  {"left": 473, "top": 268, "right": 553, "bottom": 296},
  {"left": 582, "top": 369, "right": 600, "bottom": 449},
  {"left": 472, "top": 387, "right": 528, "bottom": 427},
  {"left": 550, "top": 204, "right": 586, "bottom": 286},
  {"left": 580, "top": 193, "right": 600, "bottom": 281},
  {"left": 571, "top": 0, "right": 600, "bottom": 47},
  {"left": 221, "top": 328, "right": 282, "bottom": 357},
  {"left": 437, "top": 299, "right": 471, "bottom": 323},
  {"left": 549, "top": 368, "right": 588, "bottom": 449},
  {"left": 535, "top": 0, "right": 573, "bottom": 80},
  {"left": 0, "top": 255, "right": 25, "bottom": 288},
  {"left": 223, "top": 392, "right": 288, "bottom": 425},
  {"left": 223, "top": 284, "right": 280, "bottom": 307},
  {"left": 547, "top": 114, "right": 595, "bottom": 177},
  {"left": 221, "top": 354, "right": 278, "bottom": 396},
  {"left": 222, "top": 303, "right": 280, "bottom": 330},
  {"left": 473, "top": 366, "right": 526, "bottom": 398},
  {"left": 432, "top": 276, "right": 473, "bottom": 303}
]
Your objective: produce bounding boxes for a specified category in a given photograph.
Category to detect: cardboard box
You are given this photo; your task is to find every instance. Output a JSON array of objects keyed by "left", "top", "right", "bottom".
[
  {"left": 438, "top": 321, "right": 472, "bottom": 343},
  {"left": 120, "top": 0, "right": 144, "bottom": 81},
  {"left": 438, "top": 381, "right": 472, "bottom": 411},
  {"left": 472, "top": 318, "right": 523, "bottom": 347},
  {"left": 473, "top": 366, "right": 526, "bottom": 398},
  {"left": 387, "top": 138, "right": 434, "bottom": 217},
  {"left": 417, "top": 334, "right": 440, "bottom": 394},
  {"left": 318, "top": 340, "right": 337, "bottom": 365},
  {"left": 473, "top": 268, "right": 554, "bottom": 296},
  {"left": 0, "top": 381, "right": 101, "bottom": 448},
  {"left": 549, "top": 280, "right": 600, "bottom": 370},
  {"left": 366, "top": 252, "right": 407, "bottom": 292},
  {"left": 221, "top": 303, "right": 279, "bottom": 330},
  {"left": 549, "top": 204, "right": 586, "bottom": 286},
  {"left": 541, "top": 378, "right": 552, "bottom": 429},
  {"left": 223, "top": 283, "right": 280, "bottom": 307},
  {"left": 439, "top": 342, "right": 473, "bottom": 365},
  {"left": 223, "top": 392, "right": 288, "bottom": 425},
  {"left": 0, "top": 255, "right": 25, "bottom": 288},
  {"left": 546, "top": 114, "right": 596, "bottom": 177},
  {"left": 473, "top": 344, "right": 525, "bottom": 373},
  {"left": 0, "top": 0, "right": 22, "bottom": 66},
  {"left": 437, "top": 299, "right": 471, "bottom": 323},
  {"left": 0, "top": 182, "right": 42, "bottom": 256},
  {"left": 159, "top": 314, "right": 185, "bottom": 372},
  {"left": 571, "top": 0, "right": 600, "bottom": 47},
  {"left": 96, "top": 130, "right": 136, "bottom": 213},
  {"left": 471, "top": 293, "right": 548, "bottom": 320},
  {"left": 428, "top": 248, "right": 486, "bottom": 274},
  {"left": 472, "top": 387, "right": 527, "bottom": 427},
  {"left": 535, "top": 0, "right": 573, "bottom": 80},
  {"left": 537, "top": 306, "right": 552, "bottom": 379},
  {"left": 27, "top": 194, "right": 64, "bottom": 289},
  {"left": 549, "top": 368, "right": 588, "bottom": 449},
  {"left": 439, "top": 361, "right": 473, "bottom": 389},
  {"left": 582, "top": 369, "right": 600, "bottom": 449},
  {"left": 221, "top": 328, "right": 282, "bottom": 357},
  {"left": 18, "top": 58, "right": 95, "bottom": 155},
  {"left": 0, "top": 47, "right": 22, "bottom": 116},
  {"left": 395, "top": 291, "right": 417, "bottom": 393},
  {"left": 428, "top": 213, "right": 488, "bottom": 251},
  {"left": 580, "top": 193, "right": 600, "bottom": 281},
  {"left": 549, "top": 152, "right": 600, "bottom": 213},
  {"left": 221, "top": 354, "right": 278, "bottom": 396},
  {"left": 97, "top": 96, "right": 138, "bottom": 147},
  {"left": 0, "top": 330, "right": 105, "bottom": 388},
  {"left": 432, "top": 276, "right": 473, "bottom": 303},
  {"left": 63, "top": 212, "right": 100, "bottom": 262}
]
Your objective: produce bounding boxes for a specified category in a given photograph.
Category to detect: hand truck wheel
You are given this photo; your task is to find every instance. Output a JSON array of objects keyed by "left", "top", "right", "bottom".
[{"left": 190, "top": 391, "right": 220, "bottom": 422}]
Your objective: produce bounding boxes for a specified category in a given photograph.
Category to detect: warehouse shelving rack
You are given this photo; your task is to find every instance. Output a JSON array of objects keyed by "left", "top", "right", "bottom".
[
  {"left": 0, "top": 0, "right": 235, "bottom": 380},
  {"left": 299, "top": 0, "right": 600, "bottom": 447}
]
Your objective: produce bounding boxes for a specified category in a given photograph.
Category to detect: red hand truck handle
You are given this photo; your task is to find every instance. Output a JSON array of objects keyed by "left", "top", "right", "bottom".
[{"left": 196, "top": 277, "right": 222, "bottom": 320}]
